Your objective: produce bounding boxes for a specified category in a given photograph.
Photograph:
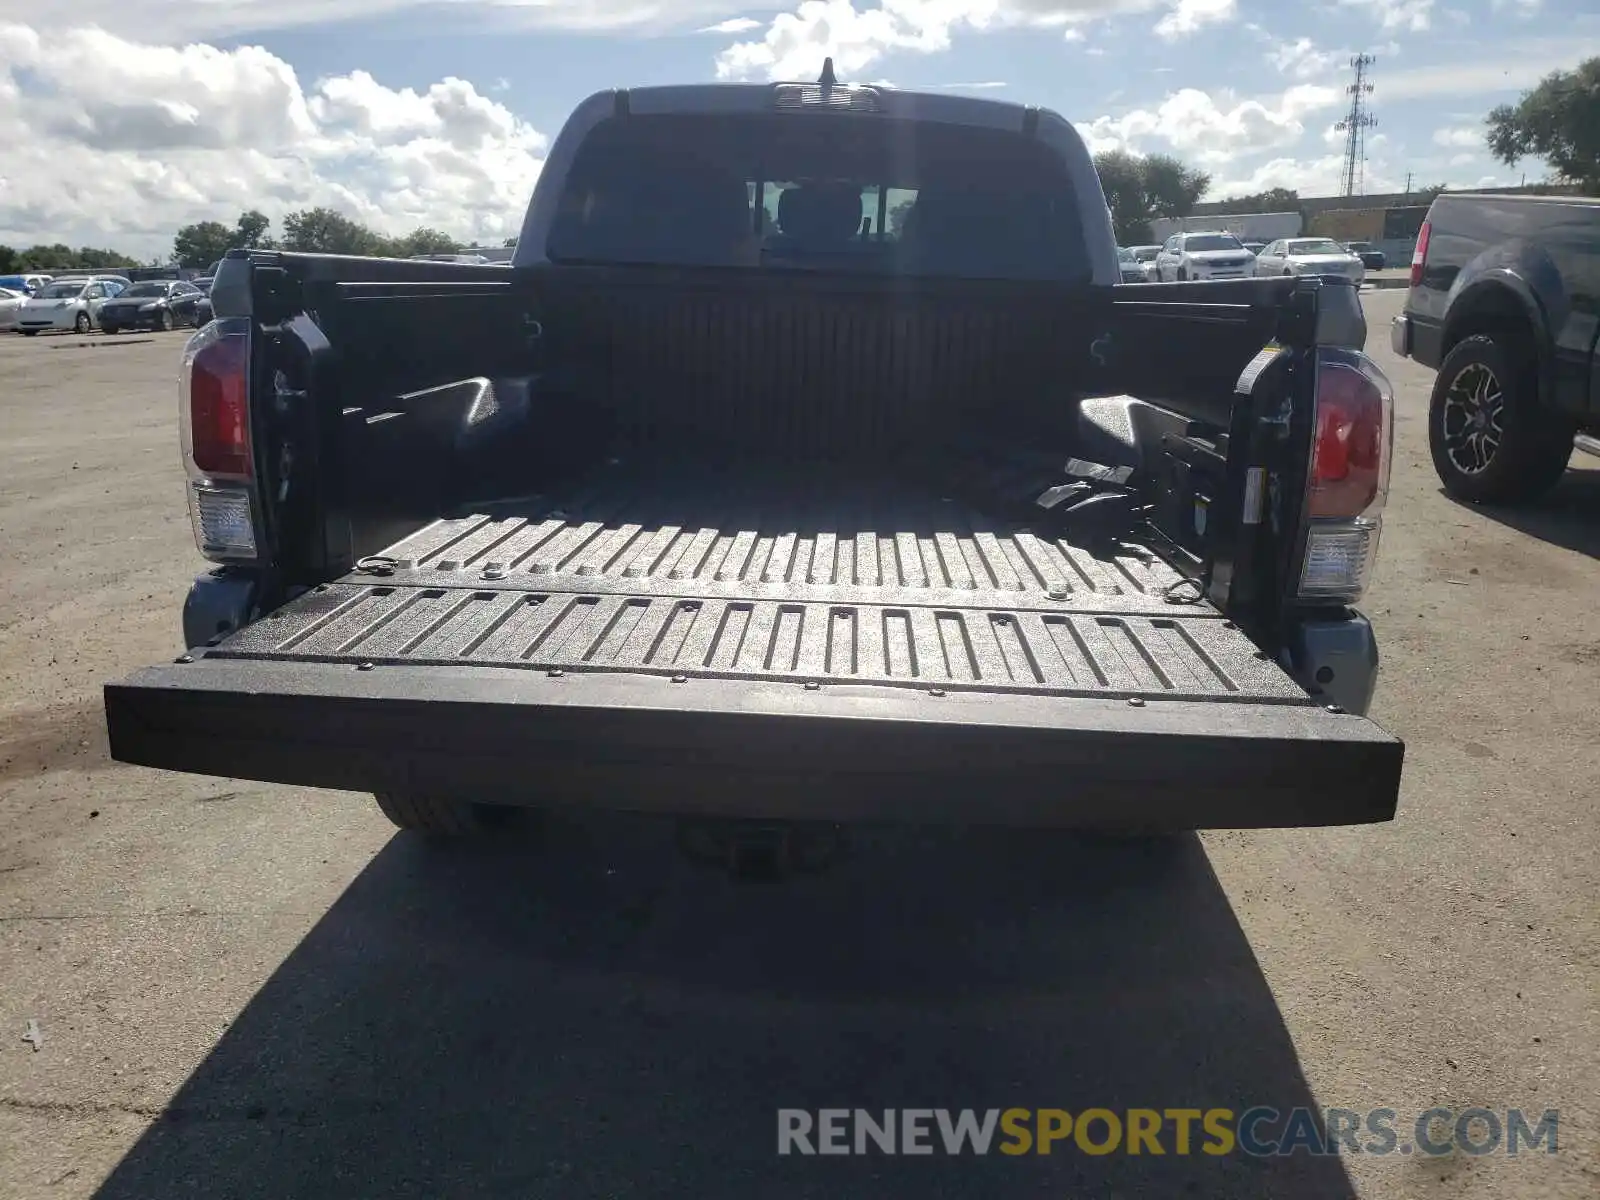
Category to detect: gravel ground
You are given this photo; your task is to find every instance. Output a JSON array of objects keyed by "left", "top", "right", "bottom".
[{"left": 1, "top": 298, "right": 1596, "bottom": 1199}]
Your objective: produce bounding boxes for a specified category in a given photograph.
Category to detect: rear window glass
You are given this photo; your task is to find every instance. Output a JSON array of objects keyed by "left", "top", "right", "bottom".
[{"left": 547, "top": 113, "right": 1089, "bottom": 282}]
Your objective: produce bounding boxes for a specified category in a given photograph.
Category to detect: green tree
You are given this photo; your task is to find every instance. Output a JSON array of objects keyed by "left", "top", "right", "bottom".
[
  {"left": 1487, "top": 57, "right": 1600, "bottom": 188},
  {"left": 1209, "top": 187, "right": 1301, "bottom": 215},
  {"left": 502, "top": 236, "right": 519, "bottom": 248},
  {"left": 17, "top": 244, "right": 75, "bottom": 270},
  {"left": 0, "top": 245, "right": 17, "bottom": 273},
  {"left": 887, "top": 198, "right": 915, "bottom": 237},
  {"left": 235, "top": 210, "right": 272, "bottom": 248},
  {"left": 391, "top": 227, "right": 462, "bottom": 257},
  {"left": 281, "top": 207, "right": 384, "bottom": 255},
  {"left": 1094, "top": 150, "right": 1211, "bottom": 245},
  {"left": 173, "top": 220, "right": 237, "bottom": 269}
]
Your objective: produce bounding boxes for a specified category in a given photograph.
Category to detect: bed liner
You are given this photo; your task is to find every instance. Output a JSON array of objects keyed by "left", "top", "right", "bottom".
[{"left": 213, "top": 464, "right": 1301, "bottom": 704}]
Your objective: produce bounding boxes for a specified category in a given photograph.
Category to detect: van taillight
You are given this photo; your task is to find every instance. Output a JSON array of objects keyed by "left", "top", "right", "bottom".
[
  {"left": 183, "top": 323, "right": 251, "bottom": 478},
  {"left": 1409, "top": 220, "right": 1431, "bottom": 289},
  {"left": 179, "top": 318, "right": 258, "bottom": 562},
  {"left": 1300, "top": 351, "right": 1394, "bottom": 603}
]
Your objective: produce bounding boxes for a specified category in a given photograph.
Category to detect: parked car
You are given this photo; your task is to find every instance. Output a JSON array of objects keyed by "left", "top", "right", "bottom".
[
  {"left": 1391, "top": 192, "right": 1600, "bottom": 504},
  {"left": 1115, "top": 246, "right": 1145, "bottom": 283},
  {"left": 1126, "top": 244, "right": 1162, "bottom": 281},
  {"left": 1242, "top": 242, "right": 1266, "bottom": 256},
  {"left": 0, "top": 286, "right": 26, "bottom": 330},
  {"left": 15, "top": 277, "right": 115, "bottom": 334},
  {"left": 51, "top": 273, "right": 132, "bottom": 293},
  {"left": 1154, "top": 231, "right": 1256, "bottom": 281},
  {"left": 99, "top": 279, "right": 209, "bottom": 333},
  {"left": 1344, "top": 241, "right": 1386, "bottom": 270},
  {"left": 1253, "top": 238, "right": 1366, "bottom": 284},
  {"left": 104, "top": 70, "right": 1403, "bottom": 850},
  {"left": 0, "top": 273, "right": 51, "bottom": 295}
]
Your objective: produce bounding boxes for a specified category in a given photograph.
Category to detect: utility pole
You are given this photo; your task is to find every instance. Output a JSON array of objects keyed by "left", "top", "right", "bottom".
[
  {"left": 1337, "top": 55, "right": 1377, "bottom": 198},
  {"left": 1404, "top": 171, "right": 1413, "bottom": 196}
]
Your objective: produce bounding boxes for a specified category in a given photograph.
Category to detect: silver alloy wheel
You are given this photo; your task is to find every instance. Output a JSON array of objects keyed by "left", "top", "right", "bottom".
[{"left": 1441, "top": 361, "right": 1505, "bottom": 475}]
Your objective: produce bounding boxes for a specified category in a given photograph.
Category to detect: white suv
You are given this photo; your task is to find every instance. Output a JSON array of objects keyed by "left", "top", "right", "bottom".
[{"left": 1154, "top": 232, "right": 1257, "bottom": 282}]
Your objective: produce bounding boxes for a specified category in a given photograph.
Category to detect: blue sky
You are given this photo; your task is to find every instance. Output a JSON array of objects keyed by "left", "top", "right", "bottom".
[{"left": 0, "top": 0, "right": 1596, "bottom": 255}]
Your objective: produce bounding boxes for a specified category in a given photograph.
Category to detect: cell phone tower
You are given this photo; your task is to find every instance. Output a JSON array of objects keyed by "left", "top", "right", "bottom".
[{"left": 1337, "top": 54, "right": 1377, "bottom": 197}]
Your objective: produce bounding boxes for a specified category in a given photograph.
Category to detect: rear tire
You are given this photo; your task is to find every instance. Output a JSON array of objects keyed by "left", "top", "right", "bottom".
[
  {"left": 372, "top": 791, "right": 514, "bottom": 837},
  {"left": 23, "top": 329, "right": 37, "bottom": 336},
  {"left": 1428, "top": 332, "right": 1574, "bottom": 505},
  {"left": 1177, "top": 267, "right": 1188, "bottom": 281},
  {"left": 74, "top": 313, "right": 90, "bottom": 334},
  {"left": 159, "top": 309, "right": 174, "bottom": 332}
]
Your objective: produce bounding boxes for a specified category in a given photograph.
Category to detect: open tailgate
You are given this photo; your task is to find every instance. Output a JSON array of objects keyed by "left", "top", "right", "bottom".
[{"left": 105, "top": 572, "right": 1403, "bottom": 829}]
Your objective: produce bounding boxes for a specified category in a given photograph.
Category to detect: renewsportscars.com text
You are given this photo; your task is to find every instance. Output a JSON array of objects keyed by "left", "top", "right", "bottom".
[{"left": 777, "top": 1107, "right": 1559, "bottom": 1158}]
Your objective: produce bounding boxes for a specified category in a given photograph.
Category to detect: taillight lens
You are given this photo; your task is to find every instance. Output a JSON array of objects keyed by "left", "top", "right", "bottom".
[
  {"left": 1409, "top": 220, "right": 1430, "bottom": 289},
  {"left": 179, "top": 318, "right": 258, "bottom": 561},
  {"left": 1300, "top": 350, "right": 1393, "bottom": 603},
  {"left": 1310, "top": 358, "right": 1388, "bottom": 519},
  {"left": 181, "top": 319, "right": 251, "bottom": 478}
]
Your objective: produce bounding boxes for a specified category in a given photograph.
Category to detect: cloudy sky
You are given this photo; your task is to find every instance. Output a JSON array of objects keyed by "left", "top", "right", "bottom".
[{"left": 1, "top": 0, "right": 1596, "bottom": 258}]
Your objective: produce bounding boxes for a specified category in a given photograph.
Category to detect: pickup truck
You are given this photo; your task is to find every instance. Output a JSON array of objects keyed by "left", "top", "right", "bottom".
[
  {"left": 1391, "top": 192, "right": 1600, "bottom": 503},
  {"left": 104, "top": 70, "right": 1405, "bottom": 849}
]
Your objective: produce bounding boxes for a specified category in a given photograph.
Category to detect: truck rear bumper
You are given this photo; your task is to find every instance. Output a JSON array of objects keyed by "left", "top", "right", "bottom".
[{"left": 106, "top": 654, "right": 1403, "bottom": 830}]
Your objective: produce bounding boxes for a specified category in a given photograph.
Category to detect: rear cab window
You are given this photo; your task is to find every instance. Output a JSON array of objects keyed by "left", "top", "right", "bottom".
[{"left": 546, "top": 112, "right": 1090, "bottom": 282}]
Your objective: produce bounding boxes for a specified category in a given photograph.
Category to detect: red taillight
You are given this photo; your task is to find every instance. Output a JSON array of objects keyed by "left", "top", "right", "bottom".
[
  {"left": 186, "top": 327, "right": 251, "bottom": 478},
  {"left": 1310, "top": 358, "right": 1387, "bottom": 519},
  {"left": 1409, "top": 220, "right": 1431, "bottom": 289}
]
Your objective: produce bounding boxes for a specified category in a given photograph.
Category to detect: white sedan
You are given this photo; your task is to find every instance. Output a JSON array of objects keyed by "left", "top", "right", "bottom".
[
  {"left": 1154, "top": 232, "right": 1257, "bottom": 281},
  {"left": 0, "top": 286, "right": 25, "bottom": 331},
  {"left": 1253, "top": 237, "right": 1366, "bottom": 284},
  {"left": 15, "top": 278, "right": 114, "bottom": 335}
]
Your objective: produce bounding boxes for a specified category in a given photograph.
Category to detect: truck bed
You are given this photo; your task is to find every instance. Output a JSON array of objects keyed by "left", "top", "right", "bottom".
[
  {"left": 108, "top": 456, "right": 1401, "bottom": 827},
  {"left": 214, "top": 462, "right": 1296, "bottom": 703}
]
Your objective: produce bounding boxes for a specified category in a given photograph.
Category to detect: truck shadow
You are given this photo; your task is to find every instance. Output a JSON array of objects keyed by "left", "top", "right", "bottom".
[
  {"left": 93, "top": 818, "right": 1354, "bottom": 1198},
  {"left": 1443, "top": 465, "right": 1600, "bottom": 560}
]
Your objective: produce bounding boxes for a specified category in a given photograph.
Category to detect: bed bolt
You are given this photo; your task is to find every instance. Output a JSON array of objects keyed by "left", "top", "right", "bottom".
[
  {"left": 357, "top": 661, "right": 375, "bottom": 672},
  {"left": 1127, "top": 697, "right": 1146, "bottom": 707},
  {"left": 174, "top": 654, "right": 193, "bottom": 664},
  {"left": 1252, "top": 649, "right": 1268, "bottom": 660},
  {"left": 482, "top": 565, "right": 506, "bottom": 580},
  {"left": 804, "top": 681, "right": 820, "bottom": 692},
  {"left": 1223, "top": 620, "right": 1237, "bottom": 630},
  {"left": 548, "top": 668, "right": 565, "bottom": 679},
  {"left": 672, "top": 674, "right": 687, "bottom": 684},
  {"left": 928, "top": 688, "right": 946, "bottom": 698},
  {"left": 1047, "top": 585, "right": 1069, "bottom": 600},
  {"left": 314, "top": 584, "right": 328, "bottom": 592},
  {"left": 1325, "top": 703, "right": 1345, "bottom": 714}
]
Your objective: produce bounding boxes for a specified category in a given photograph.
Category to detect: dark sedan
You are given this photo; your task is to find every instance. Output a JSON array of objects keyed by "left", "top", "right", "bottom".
[
  {"left": 1344, "top": 241, "right": 1387, "bottom": 270},
  {"left": 98, "top": 280, "right": 208, "bottom": 333}
]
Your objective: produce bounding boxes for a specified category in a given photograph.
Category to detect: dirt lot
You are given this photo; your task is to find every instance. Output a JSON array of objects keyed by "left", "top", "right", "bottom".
[{"left": 2, "top": 300, "right": 1597, "bottom": 1198}]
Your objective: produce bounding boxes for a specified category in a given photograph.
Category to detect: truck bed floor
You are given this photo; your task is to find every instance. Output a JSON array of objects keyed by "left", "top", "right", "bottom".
[{"left": 217, "top": 462, "right": 1304, "bottom": 703}]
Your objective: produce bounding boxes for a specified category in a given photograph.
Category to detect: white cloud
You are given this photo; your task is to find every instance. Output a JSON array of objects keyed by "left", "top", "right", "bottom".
[
  {"left": 1338, "top": 0, "right": 1434, "bottom": 33},
  {"left": 1433, "top": 125, "right": 1483, "bottom": 148},
  {"left": 699, "top": 17, "right": 765, "bottom": 33},
  {"left": 934, "top": 80, "right": 1008, "bottom": 88},
  {"left": 0, "top": 0, "right": 752, "bottom": 42},
  {"left": 1153, "top": 0, "right": 1236, "bottom": 40},
  {"left": 711, "top": 0, "right": 1220, "bottom": 82},
  {"left": 0, "top": 23, "right": 546, "bottom": 255},
  {"left": 1270, "top": 37, "right": 1341, "bottom": 80},
  {"left": 1079, "top": 83, "right": 1342, "bottom": 166},
  {"left": 1491, "top": 0, "right": 1540, "bottom": 13}
]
